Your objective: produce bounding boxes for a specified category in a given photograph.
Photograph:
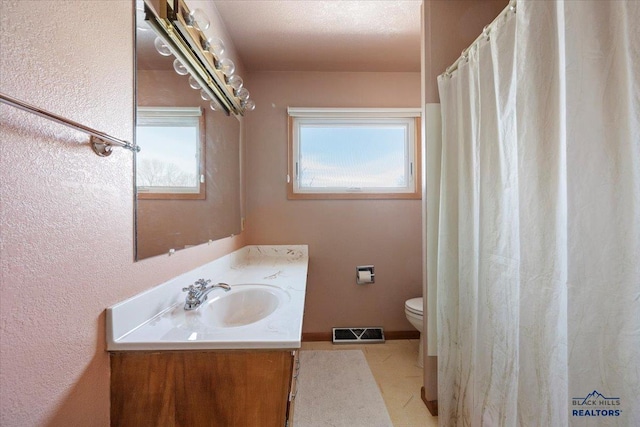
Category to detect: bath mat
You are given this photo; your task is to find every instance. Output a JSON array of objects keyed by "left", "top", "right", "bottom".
[{"left": 293, "top": 350, "right": 393, "bottom": 427}]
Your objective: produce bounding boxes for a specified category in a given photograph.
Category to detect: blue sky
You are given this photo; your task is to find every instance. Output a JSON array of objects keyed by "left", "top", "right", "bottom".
[
  {"left": 136, "top": 125, "right": 198, "bottom": 173},
  {"left": 299, "top": 125, "right": 408, "bottom": 188}
]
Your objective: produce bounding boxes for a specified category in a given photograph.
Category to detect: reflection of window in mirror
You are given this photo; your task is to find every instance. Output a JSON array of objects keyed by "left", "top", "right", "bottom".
[{"left": 136, "top": 107, "right": 205, "bottom": 200}]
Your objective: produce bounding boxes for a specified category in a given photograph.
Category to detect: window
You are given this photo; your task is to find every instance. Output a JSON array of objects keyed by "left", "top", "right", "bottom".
[
  {"left": 288, "top": 108, "right": 421, "bottom": 199},
  {"left": 136, "top": 107, "right": 205, "bottom": 200}
]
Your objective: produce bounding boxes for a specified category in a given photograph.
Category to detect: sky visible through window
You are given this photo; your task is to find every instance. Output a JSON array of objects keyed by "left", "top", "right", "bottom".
[
  {"left": 299, "top": 125, "right": 407, "bottom": 188},
  {"left": 136, "top": 125, "right": 198, "bottom": 188}
]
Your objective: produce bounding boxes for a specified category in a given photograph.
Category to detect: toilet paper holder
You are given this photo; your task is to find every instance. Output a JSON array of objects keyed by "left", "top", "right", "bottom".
[{"left": 356, "top": 265, "right": 375, "bottom": 284}]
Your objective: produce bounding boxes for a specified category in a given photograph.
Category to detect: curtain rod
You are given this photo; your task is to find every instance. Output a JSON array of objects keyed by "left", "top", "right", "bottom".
[
  {"left": 441, "top": 0, "right": 517, "bottom": 78},
  {"left": 0, "top": 92, "right": 139, "bottom": 156}
]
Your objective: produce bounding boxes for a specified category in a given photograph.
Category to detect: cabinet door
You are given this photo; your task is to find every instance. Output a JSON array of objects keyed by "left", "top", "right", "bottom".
[
  {"left": 175, "top": 351, "right": 292, "bottom": 427},
  {"left": 112, "top": 350, "right": 295, "bottom": 427},
  {"left": 111, "top": 352, "right": 177, "bottom": 427}
]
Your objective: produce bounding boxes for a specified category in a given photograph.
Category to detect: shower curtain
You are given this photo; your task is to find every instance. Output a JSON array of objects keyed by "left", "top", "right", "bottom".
[{"left": 435, "top": 1, "right": 639, "bottom": 426}]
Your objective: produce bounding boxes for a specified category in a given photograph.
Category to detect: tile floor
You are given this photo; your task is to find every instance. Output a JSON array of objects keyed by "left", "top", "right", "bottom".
[{"left": 300, "top": 339, "right": 438, "bottom": 427}]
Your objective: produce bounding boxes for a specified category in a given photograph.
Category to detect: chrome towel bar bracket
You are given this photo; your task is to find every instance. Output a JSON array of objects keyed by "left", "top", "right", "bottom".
[{"left": 0, "top": 92, "right": 139, "bottom": 156}]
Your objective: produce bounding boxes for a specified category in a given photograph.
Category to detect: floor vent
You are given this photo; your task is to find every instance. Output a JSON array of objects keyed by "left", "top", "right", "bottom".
[{"left": 332, "top": 327, "right": 385, "bottom": 344}]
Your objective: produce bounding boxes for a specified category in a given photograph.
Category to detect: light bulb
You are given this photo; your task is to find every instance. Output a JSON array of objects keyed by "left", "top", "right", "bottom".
[
  {"left": 217, "top": 58, "right": 235, "bottom": 77},
  {"left": 227, "top": 75, "right": 243, "bottom": 92},
  {"left": 210, "top": 100, "right": 221, "bottom": 111},
  {"left": 173, "top": 59, "right": 189, "bottom": 75},
  {"left": 236, "top": 87, "right": 250, "bottom": 101},
  {"left": 189, "top": 9, "right": 210, "bottom": 31},
  {"left": 208, "top": 37, "right": 225, "bottom": 57},
  {"left": 200, "top": 90, "right": 212, "bottom": 101},
  {"left": 242, "top": 99, "right": 256, "bottom": 111},
  {"left": 188, "top": 76, "right": 200, "bottom": 90},
  {"left": 154, "top": 37, "right": 172, "bottom": 56},
  {"left": 200, "top": 37, "right": 225, "bottom": 58}
]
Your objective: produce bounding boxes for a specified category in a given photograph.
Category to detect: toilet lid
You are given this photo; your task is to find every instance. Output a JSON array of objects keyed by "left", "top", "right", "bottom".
[{"left": 405, "top": 297, "right": 423, "bottom": 315}]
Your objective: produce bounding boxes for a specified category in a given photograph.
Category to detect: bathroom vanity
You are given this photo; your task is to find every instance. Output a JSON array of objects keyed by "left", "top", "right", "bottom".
[
  {"left": 110, "top": 349, "right": 300, "bottom": 426},
  {"left": 107, "top": 246, "right": 308, "bottom": 427}
]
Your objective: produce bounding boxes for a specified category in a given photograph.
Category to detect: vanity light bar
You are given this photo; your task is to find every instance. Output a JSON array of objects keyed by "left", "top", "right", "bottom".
[
  {"left": 172, "top": 0, "right": 242, "bottom": 113},
  {"left": 144, "top": 6, "right": 233, "bottom": 114},
  {"left": 143, "top": 0, "right": 247, "bottom": 115}
]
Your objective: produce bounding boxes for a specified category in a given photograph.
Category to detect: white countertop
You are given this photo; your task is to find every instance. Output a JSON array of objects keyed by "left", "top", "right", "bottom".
[{"left": 106, "top": 245, "right": 308, "bottom": 351}]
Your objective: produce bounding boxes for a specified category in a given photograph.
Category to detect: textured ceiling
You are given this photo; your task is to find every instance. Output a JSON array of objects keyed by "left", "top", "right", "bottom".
[{"left": 213, "top": 0, "right": 422, "bottom": 72}]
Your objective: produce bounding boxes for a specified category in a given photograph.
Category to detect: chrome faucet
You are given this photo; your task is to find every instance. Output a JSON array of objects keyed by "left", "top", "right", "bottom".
[{"left": 182, "top": 279, "right": 231, "bottom": 310}]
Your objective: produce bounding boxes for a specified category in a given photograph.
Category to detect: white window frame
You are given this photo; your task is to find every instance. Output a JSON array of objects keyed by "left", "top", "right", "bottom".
[
  {"left": 287, "top": 108, "right": 421, "bottom": 200},
  {"left": 136, "top": 106, "right": 206, "bottom": 200}
]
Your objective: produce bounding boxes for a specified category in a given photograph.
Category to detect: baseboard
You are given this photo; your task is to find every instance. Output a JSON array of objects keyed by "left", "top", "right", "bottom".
[
  {"left": 385, "top": 330, "right": 420, "bottom": 340},
  {"left": 302, "top": 330, "right": 419, "bottom": 342},
  {"left": 302, "top": 332, "right": 332, "bottom": 341},
  {"left": 421, "top": 386, "right": 438, "bottom": 416}
]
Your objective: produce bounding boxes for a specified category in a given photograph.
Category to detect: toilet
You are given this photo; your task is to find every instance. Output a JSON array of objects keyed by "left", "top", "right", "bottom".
[{"left": 405, "top": 297, "right": 424, "bottom": 368}]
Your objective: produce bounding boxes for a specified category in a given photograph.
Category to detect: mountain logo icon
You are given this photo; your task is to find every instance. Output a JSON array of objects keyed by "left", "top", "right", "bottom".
[
  {"left": 573, "top": 390, "right": 620, "bottom": 406},
  {"left": 581, "top": 390, "right": 606, "bottom": 404}
]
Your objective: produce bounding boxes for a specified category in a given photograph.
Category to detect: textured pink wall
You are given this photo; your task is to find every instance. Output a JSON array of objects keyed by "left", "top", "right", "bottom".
[
  {"left": 0, "top": 1, "right": 245, "bottom": 425},
  {"left": 424, "top": 0, "right": 508, "bottom": 102},
  {"left": 244, "top": 71, "right": 423, "bottom": 334}
]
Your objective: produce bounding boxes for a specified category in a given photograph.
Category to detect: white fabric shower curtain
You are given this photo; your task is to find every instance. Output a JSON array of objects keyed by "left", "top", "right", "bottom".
[{"left": 435, "top": 1, "right": 640, "bottom": 426}]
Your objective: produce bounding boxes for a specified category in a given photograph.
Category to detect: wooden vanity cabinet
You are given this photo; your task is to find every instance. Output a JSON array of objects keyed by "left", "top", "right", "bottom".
[{"left": 110, "top": 349, "right": 299, "bottom": 427}]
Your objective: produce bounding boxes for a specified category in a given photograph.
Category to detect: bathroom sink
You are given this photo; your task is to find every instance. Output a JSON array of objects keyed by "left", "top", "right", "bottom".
[
  {"left": 106, "top": 245, "right": 309, "bottom": 350},
  {"left": 175, "top": 284, "right": 289, "bottom": 329}
]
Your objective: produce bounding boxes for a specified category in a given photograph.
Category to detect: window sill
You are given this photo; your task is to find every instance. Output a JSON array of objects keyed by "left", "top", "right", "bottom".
[{"left": 287, "top": 191, "right": 421, "bottom": 200}]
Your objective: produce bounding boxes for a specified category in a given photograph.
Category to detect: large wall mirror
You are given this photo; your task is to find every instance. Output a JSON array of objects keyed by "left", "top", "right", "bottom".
[{"left": 135, "top": 0, "right": 242, "bottom": 260}]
